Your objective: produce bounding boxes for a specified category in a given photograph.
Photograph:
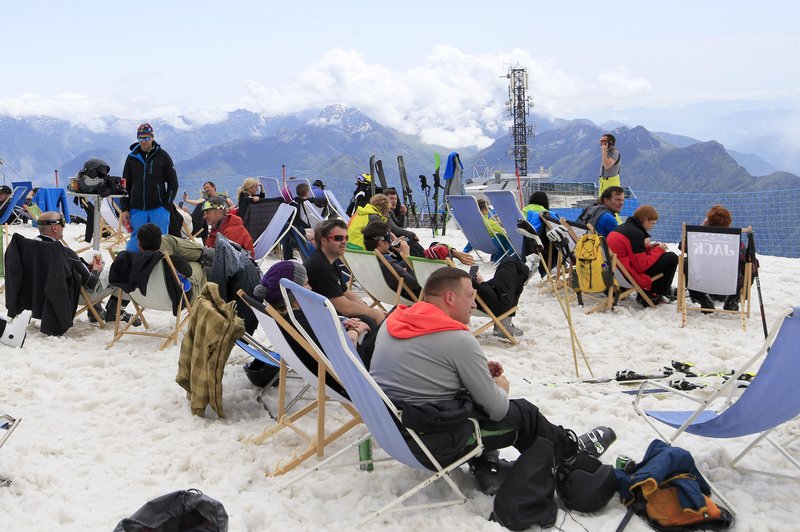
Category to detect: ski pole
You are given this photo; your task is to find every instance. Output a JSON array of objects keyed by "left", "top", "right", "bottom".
[{"left": 747, "top": 232, "right": 768, "bottom": 339}]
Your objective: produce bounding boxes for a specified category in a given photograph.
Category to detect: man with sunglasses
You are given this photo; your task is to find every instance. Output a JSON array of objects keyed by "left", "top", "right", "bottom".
[
  {"left": 303, "top": 219, "right": 387, "bottom": 325},
  {"left": 120, "top": 123, "right": 179, "bottom": 252},
  {"left": 37, "top": 211, "right": 140, "bottom": 325}
]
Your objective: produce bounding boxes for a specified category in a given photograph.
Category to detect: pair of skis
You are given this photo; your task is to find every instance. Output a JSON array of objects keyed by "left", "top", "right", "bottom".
[{"left": 369, "top": 154, "right": 419, "bottom": 228}]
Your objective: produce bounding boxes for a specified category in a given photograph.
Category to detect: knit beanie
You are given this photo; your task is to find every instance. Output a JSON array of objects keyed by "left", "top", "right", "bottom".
[
  {"left": 254, "top": 261, "right": 307, "bottom": 304},
  {"left": 137, "top": 123, "right": 154, "bottom": 136}
]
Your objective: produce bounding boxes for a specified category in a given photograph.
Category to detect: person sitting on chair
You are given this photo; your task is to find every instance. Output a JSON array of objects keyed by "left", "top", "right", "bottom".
[
  {"left": 363, "top": 220, "right": 528, "bottom": 336},
  {"left": 577, "top": 186, "right": 624, "bottom": 237},
  {"left": 235, "top": 177, "right": 265, "bottom": 224},
  {"left": 37, "top": 211, "right": 140, "bottom": 326},
  {"left": 182, "top": 181, "right": 235, "bottom": 210},
  {"left": 607, "top": 205, "right": 678, "bottom": 307},
  {"left": 0, "top": 185, "right": 12, "bottom": 219},
  {"left": 202, "top": 196, "right": 254, "bottom": 257},
  {"left": 370, "top": 266, "right": 615, "bottom": 498}
]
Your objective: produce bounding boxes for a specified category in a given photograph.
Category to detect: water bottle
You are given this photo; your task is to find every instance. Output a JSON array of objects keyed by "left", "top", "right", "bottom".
[{"left": 358, "top": 437, "right": 373, "bottom": 472}]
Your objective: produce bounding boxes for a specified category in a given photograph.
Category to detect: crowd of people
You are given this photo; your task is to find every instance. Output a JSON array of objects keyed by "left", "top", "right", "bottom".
[{"left": 3, "top": 127, "right": 754, "bottom": 526}]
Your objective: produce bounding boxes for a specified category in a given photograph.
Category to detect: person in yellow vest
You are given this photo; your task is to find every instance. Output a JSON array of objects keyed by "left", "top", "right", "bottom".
[
  {"left": 599, "top": 133, "right": 621, "bottom": 196},
  {"left": 347, "top": 193, "right": 391, "bottom": 250}
]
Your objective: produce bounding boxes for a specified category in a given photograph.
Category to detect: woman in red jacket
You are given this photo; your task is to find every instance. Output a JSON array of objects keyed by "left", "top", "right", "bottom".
[{"left": 607, "top": 205, "right": 678, "bottom": 306}]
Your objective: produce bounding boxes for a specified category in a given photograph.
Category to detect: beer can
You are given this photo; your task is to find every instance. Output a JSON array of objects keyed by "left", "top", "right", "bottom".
[
  {"left": 358, "top": 437, "right": 374, "bottom": 472},
  {"left": 615, "top": 455, "right": 632, "bottom": 470}
]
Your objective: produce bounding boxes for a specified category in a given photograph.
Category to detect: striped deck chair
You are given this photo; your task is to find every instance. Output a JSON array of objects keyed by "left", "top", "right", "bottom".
[
  {"left": 280, "top": 279, "right": 483, "bottom": 524},
  {"left": 634, "top": 307, "right": 800, "bottom": 513},
  {"left": 406, "top": 255, "right": 519, "bottom": 345},
  {"left": 446, "top": 195, "right": 511, "bottom": 263}
]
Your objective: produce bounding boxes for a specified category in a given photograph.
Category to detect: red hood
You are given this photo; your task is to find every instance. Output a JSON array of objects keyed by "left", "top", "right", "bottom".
[{"left": 386, "top": 302, "right": 469, "bottom": 339}]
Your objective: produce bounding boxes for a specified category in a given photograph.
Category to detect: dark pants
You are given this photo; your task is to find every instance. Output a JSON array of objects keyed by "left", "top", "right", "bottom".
[
  {"left": 645, "top": 251, "right": 678, "bottom": 296},
  {"left": 476, "top": 257, "right": 530, "bottom": 316}
]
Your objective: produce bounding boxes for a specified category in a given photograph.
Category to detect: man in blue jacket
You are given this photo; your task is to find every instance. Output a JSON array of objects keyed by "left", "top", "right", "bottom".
[{"left": 120, "top": 123, "right": 178, "bottom": 251}]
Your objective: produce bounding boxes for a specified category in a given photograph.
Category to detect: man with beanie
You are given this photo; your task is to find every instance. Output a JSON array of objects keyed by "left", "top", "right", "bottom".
[{"left": 120, "top": 123, "right": 179, "bottom": 252}]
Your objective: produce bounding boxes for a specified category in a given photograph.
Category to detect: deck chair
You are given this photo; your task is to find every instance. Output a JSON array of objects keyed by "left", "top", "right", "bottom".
[
  {"left": 237, "top": 291, "right": 361, "bottom": 476},
  {"left": 1, "top": 413, "right": 21, "bottom": 487},
  {"left": 105, "top": 254, "right": 192, "bottom": 350},
  {"left": 484, "top": 190, "right": 525, "bottom": 258},
  {"left": 446, "top": 195, "right": 512, "bottom": 263},
  {"left": 677, "top": 223, "right": 752, "bottom": 329},
  {"left": 343, "top": 249, "right": 417, "bottom": 309},
  {"left": 99, "top": 197, "right": 129, "bottom": 247},
  {"left": 1, "top": 186, "right": 28, "bottom": 246},
  {"left": 324, "top": 189, "right": 350, "bottom": 223},
  {"left": 633, "top": 307, "right": 800, "bottom": 512},
  {"left": 242, "top": 197, "right": 286, "bottom": 242},
  {"left": 406, "top": 255, "right": 519, "bottom": 345},
  {"left": 281, "top": 279, "right": 484, "bottom": 523},
  {"left": 252, "top": 203, "right": 295, "bottom": 261},
  {"left": 260, "top": 177, "right": 285, "bottom": 200}
]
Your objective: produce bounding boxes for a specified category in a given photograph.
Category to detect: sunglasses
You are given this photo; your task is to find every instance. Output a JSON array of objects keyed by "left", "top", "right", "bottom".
[
  {"left": 39, "top": 217, "right": 65, "bottom": 227},
  {"left": 326, "top": 234, "right": 348, "bottom": 242},
  {"left": 137, "top": 136, "right": 152, "bottom": 142}
]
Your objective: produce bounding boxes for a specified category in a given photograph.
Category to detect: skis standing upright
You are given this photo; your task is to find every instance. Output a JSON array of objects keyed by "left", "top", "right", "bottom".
[
  {"left": 397, "top": 155, "right": 418, "bottom": 227},
  {"left": 441, "top": 152, "right": 463, "bottom": 236},
  {"left": 374, "top": 159, "right": 389, "bottom": 191},
  {"left": 432, "top": 153, "right": 442, "bottom": 236},
  {"left": 369, "top": 154, "right": 376, "bottom": 198}
]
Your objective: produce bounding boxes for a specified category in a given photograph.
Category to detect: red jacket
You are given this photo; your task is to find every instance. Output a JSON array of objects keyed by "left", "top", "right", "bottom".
[
  {"left": 606, "top": 218, "right": 664, "bottom": 291},
  {"left": 205, "top": 213, "right": 254, "bottom": 256}
]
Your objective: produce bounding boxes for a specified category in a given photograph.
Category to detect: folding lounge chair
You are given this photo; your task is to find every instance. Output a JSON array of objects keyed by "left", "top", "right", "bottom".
[
  {"left": 260, "top": 177, "right": 285, "bottom": 200},
  {"left": 446, "top": 195, "right": 511, "bottom": 263},
  {"left": 0, "top": 186, "right": 28, "bottom": 246},
  {"left": 343, "top": 249, "right": 417, "bottom": 310},
  {"left": 99, "top": 197, "right": 129, "bottom": 247},
  {"left": 633, "top": 307, "right": 800, "bottom": 512},
  {"left": 406, "top": 255, "right": 519, "bottom": 345},
  {"left": 237, "top": 292, "right": 361, "bottom": 476},
  {"left": 484, "top": 190, "right": 525, "bottom": 258},
  {"left": 106, "top": 254, "right": 192, "bottom": 350},
  {"left": 252, "top": 203, "right": 296, "bottom": 262},
  {"left": 280, "top": 279, "right": 484, "bottom": 523},
  {"left": 1, "top": 413, "right": 21, "bottom": 487},
  {"left": 324, "top": 189, "right": 350, "bottom": 223},
  {"left": 677, "top": 223, "right": 752, "bottom": 329}
]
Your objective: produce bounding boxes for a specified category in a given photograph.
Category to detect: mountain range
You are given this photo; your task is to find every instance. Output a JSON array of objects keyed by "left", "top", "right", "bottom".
[{"left": 2, "top": 105, "right": 799, "bottom": 196}]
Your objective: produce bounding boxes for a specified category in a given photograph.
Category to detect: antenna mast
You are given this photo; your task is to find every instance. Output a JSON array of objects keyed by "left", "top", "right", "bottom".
[{"left": 506, "top": 65, "right": 534, "bottom": 176}]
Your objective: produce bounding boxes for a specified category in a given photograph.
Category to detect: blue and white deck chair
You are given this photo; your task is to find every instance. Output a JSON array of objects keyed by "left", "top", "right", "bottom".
[
  {"left": 239, "top": 291, "right": 361, "bottom": 477},
  {"left": 1, "top": 187, "right": 28, "bottom": 247},
  {"left": 253, "top": 203, "right": 296, "bottom": 262},
  {"left": 484, "top": 190, "right": 525, "bottom": 258},
  {"left": 633, "top": 307, "right": 800, "bottom": 511},
  {"left": 234, "top": 331, "right": 296, "bottom": 418},
  {"left": 281, "top": 279, "right": 484, "bottom": 523},
  {"left": 447, "top": 195, "right": 511, "bottom": 263},
  {"left": 260, "top": 177, "right": 285, "bottom": 200},
  {"left": 1, "top": 413, "right": 21, "bottom": 487},
  {"left": 324, "top": 190, "right": 350, "bottom": 223}
]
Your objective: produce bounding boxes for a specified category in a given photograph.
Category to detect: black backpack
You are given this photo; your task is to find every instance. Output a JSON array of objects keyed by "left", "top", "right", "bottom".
[{"left": 114, "top": 489, "right": 228, "bottom": 532}]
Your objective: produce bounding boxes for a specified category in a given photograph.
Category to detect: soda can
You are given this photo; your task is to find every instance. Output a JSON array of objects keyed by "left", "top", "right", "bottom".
[
  {"left": 358, "top": 437, "right": 374, "bottom": 472},
  {"left": 615, "top": 455, "right": 632, "bottom": 470}
]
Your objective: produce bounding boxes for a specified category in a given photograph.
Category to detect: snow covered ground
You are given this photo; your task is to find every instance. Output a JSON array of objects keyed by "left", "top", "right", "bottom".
[{"left": 1, "top": 222, "right": 798, "bottom": 531}]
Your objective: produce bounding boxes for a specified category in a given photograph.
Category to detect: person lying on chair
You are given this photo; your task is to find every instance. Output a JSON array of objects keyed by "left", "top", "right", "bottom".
[
  {"left": 37, "top": 211, "right": 140, "bottom": 326},
  {"left": 370, "top": 267, "right": 616, "bottom": 499}
]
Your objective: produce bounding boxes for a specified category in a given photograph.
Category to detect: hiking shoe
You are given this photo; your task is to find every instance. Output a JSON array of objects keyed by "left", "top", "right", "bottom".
[
  {"left": 493, "top": 317, "right": 523, "bottom": 337},
  {"left": 723, "top": 295, "right": 740, "bottom": 312},
  {"left": 87, "top": 304, "right": 105, "bottom": 323},
  {"left": 692, "top": 294, "right": 715, "bottom": 314},
  {"left": 105, "top": 308, "right": 142, "bottom": 327},
  {"left": 575, "top": 426, "right": 616, "bottom": 458},
  {"left": 469, "top": 451, "right": 515, "bottom": 496}
]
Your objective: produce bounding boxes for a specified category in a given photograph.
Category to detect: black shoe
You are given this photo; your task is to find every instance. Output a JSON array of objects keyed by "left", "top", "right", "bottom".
[
  {"left": 87, "top": 304, "right": 104, "bottom": 323},
  {"left": 105, "top": 307, "right": 142, "bottom": 327},
  {"left": 469, "top": 451, "right": 515, "bottom": 496},
  {"left": 691, "top": 294, "right": 715, "bottom": 314},
  {"left": 723, "top": 295, "right": 740, "bottom": 311},
  {"left": 575, "top": 426, "right": 616, "bottom": 458}
]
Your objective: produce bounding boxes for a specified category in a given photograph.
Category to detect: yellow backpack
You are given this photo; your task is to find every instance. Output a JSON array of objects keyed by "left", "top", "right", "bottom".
[{"left": 572, "top": 233, "right": 616, "bottom": 295}]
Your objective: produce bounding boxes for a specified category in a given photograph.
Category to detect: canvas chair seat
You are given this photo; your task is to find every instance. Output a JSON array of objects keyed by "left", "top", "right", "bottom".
[
  {"left": 484, "top": 190, "right": 525, "bottom": 258},
  {"left": 280, "top": 279, "right": 484, "bottom": 523},
  {"left": 324, "top": 190, "right": 350, "bottom": 223},
  {"left": 406, "top": 255, "right": 519, "bottom": 345},
  {"left": 237, "top": 291, "right": 360, "bottom": 477},
  {"left": 106, "top": 254, "right": 192, "bottom": 350},
  {"left": 260, "top": 177, "right": 285, "bottom": 200},
  {"left": 633, "top": 307, "right": 800, "bottom": 514},
  {"left": 343, "top": 249, "right": 417, "bottom": 310},
  {"left": 252, "top": 203, "right": 295, "bottom": 261},
  {"left": 446, "top": 195, "right": 511, "bottom": 263},
  {"left": 0, "top": 413, "right": 21, "bottom": 487}
]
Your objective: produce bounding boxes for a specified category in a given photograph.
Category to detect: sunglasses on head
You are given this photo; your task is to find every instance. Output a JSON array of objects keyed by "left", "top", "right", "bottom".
[
  {"left": 138, "top": 136, "right": 152, "bottom": 142},
  {"left": 326, "top": 234, "right": 348, "bottom": 242},
  {"left": 39, "top": 217, "right": 65, "bottom": 227}
]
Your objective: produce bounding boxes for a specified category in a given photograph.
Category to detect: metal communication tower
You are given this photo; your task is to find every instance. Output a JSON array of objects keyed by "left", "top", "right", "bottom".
[{"left": 506, "top": 65, "right": 534, "bottom": 176}]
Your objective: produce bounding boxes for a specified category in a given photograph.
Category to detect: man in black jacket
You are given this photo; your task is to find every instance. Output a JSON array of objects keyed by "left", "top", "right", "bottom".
[{"left": 120, "top": 123, "right": 179, "bottom": 252}]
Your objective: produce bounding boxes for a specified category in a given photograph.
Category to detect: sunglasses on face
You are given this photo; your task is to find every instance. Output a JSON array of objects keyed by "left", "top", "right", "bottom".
[
  {"left": 138, "top": 136, "right": 152, "bottom": 142},
  {"left": 326, "top": 234, "right": 348, "bottom": 242},
  {"left": 39, "top": 217, "right": 65, "bottom": 227}
]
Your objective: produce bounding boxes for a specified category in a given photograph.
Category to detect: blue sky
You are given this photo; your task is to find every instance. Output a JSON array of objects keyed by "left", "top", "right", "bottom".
[{"left": 2, "top": 1, "right": 798, "bottom": 148}]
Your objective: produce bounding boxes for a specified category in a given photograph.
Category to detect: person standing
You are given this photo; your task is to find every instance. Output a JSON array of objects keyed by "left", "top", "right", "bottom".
[
  {"left": 120, "top": 123, "right": 179, "bottom": 252},
  {"left": 599, "top": 133, "right": 621, "bottom": 197}
]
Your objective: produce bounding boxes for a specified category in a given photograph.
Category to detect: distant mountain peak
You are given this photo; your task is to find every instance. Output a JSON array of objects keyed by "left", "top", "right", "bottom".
[{"left": 309, "top": 104, "right": 375, "bottom": 135}]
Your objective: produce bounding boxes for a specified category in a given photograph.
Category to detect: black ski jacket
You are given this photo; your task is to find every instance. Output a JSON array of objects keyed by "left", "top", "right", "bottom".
[{"left": 120, "top": 141, "right": 178, "bottom": 212}]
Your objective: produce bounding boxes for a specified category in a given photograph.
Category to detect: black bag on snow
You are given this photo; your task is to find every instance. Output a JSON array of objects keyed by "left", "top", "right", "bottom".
[{"left": 113, "top": 488, "right": 228, "bottom": 532}]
